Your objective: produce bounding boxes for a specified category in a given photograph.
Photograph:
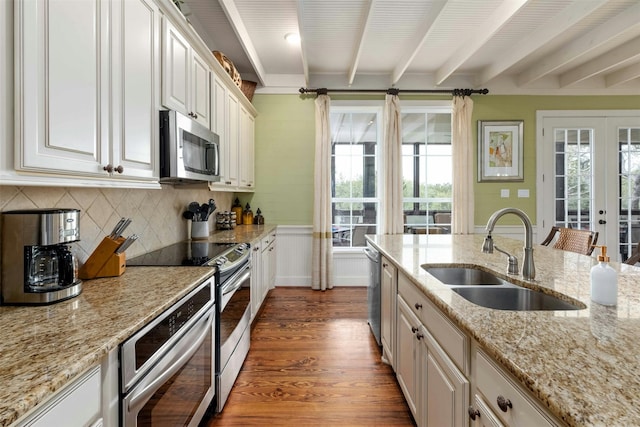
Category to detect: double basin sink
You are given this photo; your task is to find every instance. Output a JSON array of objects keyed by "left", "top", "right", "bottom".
[{"left": 423, "top": 266, "right": 585, "bottom": 311}]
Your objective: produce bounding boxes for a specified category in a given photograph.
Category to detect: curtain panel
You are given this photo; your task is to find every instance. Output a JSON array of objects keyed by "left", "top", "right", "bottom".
[
  {"left": 452, "top": 95, "right": 475, "bottom": 234},
  {"left": 311, "top": 94, "right": 334, "bottom": 290},
  {"left": 382, "top": 94, "right": 404, "bottom": 235}
]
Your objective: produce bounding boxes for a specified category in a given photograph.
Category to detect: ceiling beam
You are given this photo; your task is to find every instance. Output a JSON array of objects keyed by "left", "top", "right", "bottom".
[
  {"left": 559, "top": 35, "right": 640, "bottom": 87},
  {"left": 348, "top": 0, "right": 375, "bottom": 86},
  {"left": 391, "top": 0, "right": 447, "bottom": 85},
  {"left": 479, "top": 0, "right": 608, "bottom": 86},
  {"left": 296, "top": 0, "right": 309, "bottom": 86},
  {"left": 517, "top": 1, "right": 640, "bottom": 86},
  {"left": 435, "top": 0, "right": 530, "bottom": 86},
  {"left": 218, "top": 0, "right": 267, "bottom": 86},
  {"left": 605, "top": 62, "right": 640, "bottom": 88}
]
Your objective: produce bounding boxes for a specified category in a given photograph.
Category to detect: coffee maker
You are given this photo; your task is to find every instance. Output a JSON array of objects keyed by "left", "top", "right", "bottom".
[{"left": 1, "top": 208, "right": 82, "bottom": 304}]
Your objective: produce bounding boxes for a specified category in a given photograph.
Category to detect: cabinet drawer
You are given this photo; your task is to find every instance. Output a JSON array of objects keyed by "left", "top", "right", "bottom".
[
  {"left": 476, "top": 350, "right": 557, "bottom": 427},
  {"left": 398, "top": 274, "right": 468, "bottom": 374}
]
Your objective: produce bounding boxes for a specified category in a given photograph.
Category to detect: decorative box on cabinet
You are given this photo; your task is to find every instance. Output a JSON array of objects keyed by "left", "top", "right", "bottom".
[{"left": 14, "top": 0, "right": 160, "bottom": 184}]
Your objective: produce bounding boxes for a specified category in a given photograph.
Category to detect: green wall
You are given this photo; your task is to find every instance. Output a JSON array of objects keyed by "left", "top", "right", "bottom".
[{"left": 245, "top": 94, "right": 640, "bottom": 226}]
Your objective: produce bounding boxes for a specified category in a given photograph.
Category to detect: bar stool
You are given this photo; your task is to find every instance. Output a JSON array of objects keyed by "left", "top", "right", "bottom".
[{"left": 540, "top": 226, "right": 599, "bottom": 255}]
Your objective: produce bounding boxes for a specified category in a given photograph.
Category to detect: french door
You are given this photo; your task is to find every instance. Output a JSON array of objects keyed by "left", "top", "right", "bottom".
[{"left": 538, "top": 111, "right": 640, "bottom": 262}]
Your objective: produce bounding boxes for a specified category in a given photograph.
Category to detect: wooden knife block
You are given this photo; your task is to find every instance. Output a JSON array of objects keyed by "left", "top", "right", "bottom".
[{"left": 79, "top": 236, "right": 127, "bottom": 279}]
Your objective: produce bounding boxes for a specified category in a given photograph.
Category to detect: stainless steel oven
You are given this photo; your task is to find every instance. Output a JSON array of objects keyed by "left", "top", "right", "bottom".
[
  {"left": 127, "top": 241, "right": 252, "bottom": 415},
  {"left": 216, "top": 259, "right": 251, "bottom": 411},
  {"left": 120, "top": 278, "right": 215, "bottom": 426}
]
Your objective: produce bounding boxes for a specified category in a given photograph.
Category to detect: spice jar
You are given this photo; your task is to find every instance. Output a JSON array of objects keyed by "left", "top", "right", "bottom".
[
  {"left": 254, "top": 208, "right": 264, "bottom": 225},
  {"left": 231, "top": 198, "right": 243, "bottom": 225},
  {"left": 242, "top": 203, "right": 253, "bottom": 225}
]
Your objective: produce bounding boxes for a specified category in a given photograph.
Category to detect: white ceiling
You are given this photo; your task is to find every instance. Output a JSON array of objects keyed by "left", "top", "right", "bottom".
[{"left": 181, "top": 0, "right": 640, "bottom": 95}]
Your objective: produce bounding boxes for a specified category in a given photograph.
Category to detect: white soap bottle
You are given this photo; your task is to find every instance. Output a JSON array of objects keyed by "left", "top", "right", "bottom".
[{"left": 590, "top": 245, "right": 618, "bottom": 306}]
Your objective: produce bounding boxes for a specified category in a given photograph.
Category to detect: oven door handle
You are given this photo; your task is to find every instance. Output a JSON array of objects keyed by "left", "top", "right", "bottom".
[
  {"left": 222, "top": 269, "right": 251, "bottom": 296},
  {"left": 127, "top": 309, "right": 214, "bottom": 413}
]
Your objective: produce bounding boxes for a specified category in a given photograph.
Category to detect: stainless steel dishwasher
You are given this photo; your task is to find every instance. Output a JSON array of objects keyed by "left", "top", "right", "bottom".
[{"left": 364, "top": 243, "right": 381, "bottom": 348}]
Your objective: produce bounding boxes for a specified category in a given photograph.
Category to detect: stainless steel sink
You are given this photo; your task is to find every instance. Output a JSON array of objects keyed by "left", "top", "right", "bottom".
[
  {"left": 422, "top": 265, "right": 585, "bottom": 311},
  {"left": 451, "top": 286, "right": 583, "bottom": 311},
  {"left": 423, "top": 266, "right": 505, "bottom": 286}
]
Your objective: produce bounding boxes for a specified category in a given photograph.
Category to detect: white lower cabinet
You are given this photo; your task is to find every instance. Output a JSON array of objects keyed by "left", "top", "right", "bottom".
[
  {"left": 15, "top": 366, "right": 102, "bottom": 427},
  {"left": 469, "top": 394, "right": 505, "bottom": 427},
  {"left": 250, "top": 230, "right": 277, "bottom": 322},
  {"left": 387, "top": 262, "right": 566, "bottom": 427},
  {"left": 472, "top": 349, "right": 561, "bottom": 427},
  {"left": 396, "top": 272, "right": 469, "bottom": 427},
  {"left": 380, "top": 256, "right": 397, "bottom": 369}
]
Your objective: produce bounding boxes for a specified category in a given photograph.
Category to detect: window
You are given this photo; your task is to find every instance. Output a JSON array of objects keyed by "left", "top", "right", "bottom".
[
  {"left": 330, "top": 106, "right": 381, "bottom": 247},
  {"left": 402, "top": 108, "right": 452, "bottom": 235}
]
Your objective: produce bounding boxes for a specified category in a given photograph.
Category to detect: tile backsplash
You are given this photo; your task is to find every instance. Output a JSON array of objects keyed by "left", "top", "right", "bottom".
[{"left": 0, "top": 185, "right": 233, "bottom": 263}]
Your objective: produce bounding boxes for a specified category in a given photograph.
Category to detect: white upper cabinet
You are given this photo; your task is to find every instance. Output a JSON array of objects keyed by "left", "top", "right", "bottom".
[
  {"left": 111, "top": 0, "right": 160, "bottom": 180},
  {"left": 14, "top": 0, "right": 160, "bottom": 183},
  {"left": 239, "top": 104, "right": 255, "bottom": 190},
  {"left": 162, "top": 19, "right": 210, "bottom": 129}
]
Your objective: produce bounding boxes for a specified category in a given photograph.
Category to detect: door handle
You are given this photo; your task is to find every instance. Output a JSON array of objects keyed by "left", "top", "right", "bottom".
[{"left": 599, "top": 219, "right": 607, "bottom": 224}]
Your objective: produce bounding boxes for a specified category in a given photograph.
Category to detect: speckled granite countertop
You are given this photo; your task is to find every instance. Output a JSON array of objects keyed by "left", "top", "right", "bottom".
[
  {"left": 206, "top": 224, "right": 277, "bottom": 244},
  {"left": 0, "top": 225, "right": 276, "bottom": 426},
  {"left": 0, "top": 266, "right": 215, "bottom": 426},
  {"left": 367, "top": 234, "right": 640, "bottom": 427}
]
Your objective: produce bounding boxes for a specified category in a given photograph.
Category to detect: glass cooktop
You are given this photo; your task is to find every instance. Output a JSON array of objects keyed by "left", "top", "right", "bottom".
[{"left": 127, "top": 242, "right": 237, "bottom": 267}]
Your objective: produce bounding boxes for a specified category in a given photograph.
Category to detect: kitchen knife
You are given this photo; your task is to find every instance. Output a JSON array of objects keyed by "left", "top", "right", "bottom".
[
  {"left": 114, "top": 218, "right": 132, "bottom": 238},
  {"left": 109, "top": 218, "right": 127, "bottom": 239},
  {"left": 115, "top": 234, "right": 138, "bottom": 254}
]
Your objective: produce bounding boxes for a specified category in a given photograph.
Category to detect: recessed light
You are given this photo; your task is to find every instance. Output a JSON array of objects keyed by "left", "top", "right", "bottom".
[{"left": 284, "top": 33, "right": 300, "bottom": 45}]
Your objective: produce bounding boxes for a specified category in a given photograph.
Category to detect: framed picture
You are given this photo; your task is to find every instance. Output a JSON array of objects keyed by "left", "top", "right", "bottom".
[{"left": 478, "top": 120, "right": 524, "bottom": 182}]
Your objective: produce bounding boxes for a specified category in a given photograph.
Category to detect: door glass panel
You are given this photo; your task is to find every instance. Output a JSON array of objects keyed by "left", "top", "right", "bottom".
[
  {"left": 553, "top": 128, "right": 594, "bottom": 230},
  {"left": 618, "top": 127, "right": 640, "bottom": 261}
]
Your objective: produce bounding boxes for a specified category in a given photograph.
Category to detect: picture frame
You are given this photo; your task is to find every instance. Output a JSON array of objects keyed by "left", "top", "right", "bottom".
[{"left": 478, "top": 120, "right": 524, "bottom": 182}]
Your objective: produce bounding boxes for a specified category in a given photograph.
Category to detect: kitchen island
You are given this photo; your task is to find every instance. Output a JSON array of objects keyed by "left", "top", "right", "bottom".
[{"left": 367, "top": 233, "right": 640, "bottom": 427}]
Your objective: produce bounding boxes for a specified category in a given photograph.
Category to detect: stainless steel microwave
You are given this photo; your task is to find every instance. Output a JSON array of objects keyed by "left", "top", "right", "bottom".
[{"left": 159, "top": 110, "right": 220, "bottom": 183}]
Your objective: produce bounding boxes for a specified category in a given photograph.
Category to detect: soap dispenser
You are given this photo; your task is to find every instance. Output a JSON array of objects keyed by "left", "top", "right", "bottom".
[{"left": 590, "top": 245, "right": 618, "bottom": 306}]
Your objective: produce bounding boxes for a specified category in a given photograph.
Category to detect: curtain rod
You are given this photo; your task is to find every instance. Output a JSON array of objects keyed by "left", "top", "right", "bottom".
[{"left": 299, "top": 87, "right": 489, "bottom": 96}]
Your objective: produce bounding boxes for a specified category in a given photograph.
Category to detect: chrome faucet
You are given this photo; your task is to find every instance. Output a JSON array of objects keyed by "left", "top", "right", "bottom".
[{"left": 482, "top": 207, "right": 535, "bottom": 280}]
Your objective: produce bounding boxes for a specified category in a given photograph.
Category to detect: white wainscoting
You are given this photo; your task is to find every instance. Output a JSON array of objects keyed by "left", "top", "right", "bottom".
[{"left": 275, "top": 225, "right": 538, "bottom": 288}]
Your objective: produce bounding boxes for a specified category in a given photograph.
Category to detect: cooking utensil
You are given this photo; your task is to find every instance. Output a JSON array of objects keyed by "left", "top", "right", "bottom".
[
  {"left": 188, "top": 201, "right": 201, "bottom": 221},
  {"left": 200, "top": 203, "right": 210, "bottom": 221},
  {"left": 183, "top": 211, "right": 194, "bottom": 220},
  {"left": 208, "top": 199, "right": 216, "bottom": 219},
  {"left": 109, "top": 218, "right": 126, "bottom": 239},
  {"left": 115, "top": 234, "right": 138, "bottom": 254}
]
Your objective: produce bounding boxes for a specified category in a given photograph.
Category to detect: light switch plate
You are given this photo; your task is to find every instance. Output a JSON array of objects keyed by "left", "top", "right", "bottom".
[
  {"left": 501, "top": 189, "right": 510, "bottom": 198},
  {"left": 518, "top": 189, "right": 530, "bottom": 198}
]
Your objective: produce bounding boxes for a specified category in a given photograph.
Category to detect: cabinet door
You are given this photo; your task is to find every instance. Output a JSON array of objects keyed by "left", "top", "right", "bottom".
[
  {"left": 396, "top": 297, "right": 420, "bottom": 421},
  {"left": 423, "top": 330, "right": 469, "bottom": 427},
  {"left": 225, "top": 92, "right": 240, "bottom": 187},
  {"left": 16, "top": 0, "right": 109, "bottom": 175},
  {"left": 381, "top": 257, "right": 397, "bottom": 369},
  {"left": 162, "top": 19, "right": 189, "bottom": 114},
  {"left": 191, "top": 51, "right": 211, "bottom": 128},
  {"left": 111, "top": 0, "right": 159, "bottom": 179},
  {"left": 268, "top": 236, "right": 277, "bottom": 289},
  {"left": 239, "top": 105, "right": 255, "bottom": 189},
  {"left": 250, "top": 244, "right": 262, "bottom": 321}
]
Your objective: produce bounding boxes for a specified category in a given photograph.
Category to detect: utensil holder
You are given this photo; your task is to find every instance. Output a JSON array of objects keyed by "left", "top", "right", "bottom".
[
  {"left": 79, "top": 236, "right": 127, "bottom": 279},
  {"left": 191, "top": 221, "right": 209, "bottom": 240}
]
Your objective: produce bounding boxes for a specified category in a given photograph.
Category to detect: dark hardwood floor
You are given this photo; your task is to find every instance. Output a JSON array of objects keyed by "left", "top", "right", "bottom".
[{"left": 204, "top": 287, "right": 415, "bottom": 427}]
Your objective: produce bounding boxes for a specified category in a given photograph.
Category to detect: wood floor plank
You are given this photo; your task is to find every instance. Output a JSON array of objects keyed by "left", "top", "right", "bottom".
[{"left": 204, "top": 287, "right": 415, "bottom": 427}]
